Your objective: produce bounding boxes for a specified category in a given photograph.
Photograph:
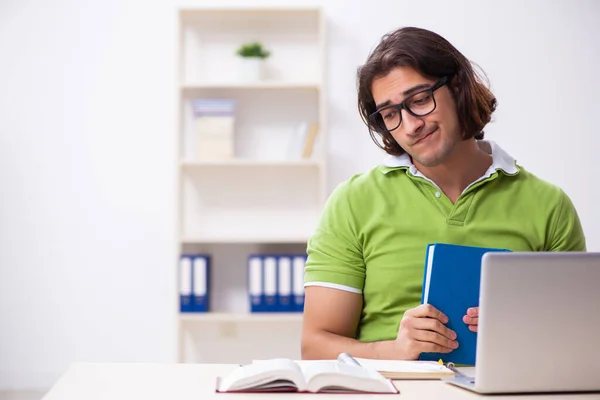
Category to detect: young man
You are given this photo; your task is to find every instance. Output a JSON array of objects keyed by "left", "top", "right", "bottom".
[{"left": 301, "top": 27, "right": 586, "bottom": 361}]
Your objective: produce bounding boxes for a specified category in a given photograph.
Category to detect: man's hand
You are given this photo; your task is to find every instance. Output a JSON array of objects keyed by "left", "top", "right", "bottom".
[
  {"left": 395, "top": 304, "right": 458, "bottom": 360},
  {"left": 463, "top": 307, "right": 479, "bottom": 332}
]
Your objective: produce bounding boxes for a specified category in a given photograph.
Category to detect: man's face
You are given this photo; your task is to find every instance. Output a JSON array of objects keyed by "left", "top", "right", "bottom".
[{"left": 370, "top": 66, "right": 462, "bottom": 168}]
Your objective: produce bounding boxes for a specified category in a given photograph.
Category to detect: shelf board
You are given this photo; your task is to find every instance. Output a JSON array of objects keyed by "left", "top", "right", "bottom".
[
  {"left": 179, "top": 8, "right": 322, "bottom": 24},
  {"left": 181, "top": 82, "right": 320, "bottom": 91},
  {"left": 180, "top": 7, "right": 321, "bottom": 14},
  {"left": 180, "top": 312, "right": 303, "bottom": 323},
  {"left": 181, "top": 235, "right": 309, "bottom": 244},
  {"left": 180, "top": 159, "right": 322, "bottom": 168}
]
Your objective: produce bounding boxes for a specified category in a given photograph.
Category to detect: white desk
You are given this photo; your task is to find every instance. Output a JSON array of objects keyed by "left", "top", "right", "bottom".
[{"left": 42, "top": 363, "right": 600, "bottom": 400}]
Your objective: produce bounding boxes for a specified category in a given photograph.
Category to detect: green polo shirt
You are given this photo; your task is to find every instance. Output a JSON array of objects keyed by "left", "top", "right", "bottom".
[{"left": 304, "top": 142, "right": 586, "bottom": 343}]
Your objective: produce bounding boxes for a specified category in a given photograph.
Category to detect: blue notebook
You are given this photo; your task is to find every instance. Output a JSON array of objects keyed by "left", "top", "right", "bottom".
[{"left": 419, "top": 243, "right": 511, "bottom": 365}]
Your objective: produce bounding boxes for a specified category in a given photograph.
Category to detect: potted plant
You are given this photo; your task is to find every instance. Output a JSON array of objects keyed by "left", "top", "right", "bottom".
[{"left": 235, "top": 42, "right": 271, "bottom": 81}]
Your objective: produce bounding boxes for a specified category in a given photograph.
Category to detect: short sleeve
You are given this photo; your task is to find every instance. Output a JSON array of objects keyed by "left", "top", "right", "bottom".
[
  {"left": 304, "top": 181, "right": 366, "bottom": 292},
  {"left": 547, "top": 190, "right": 586, "bottom": 251}
]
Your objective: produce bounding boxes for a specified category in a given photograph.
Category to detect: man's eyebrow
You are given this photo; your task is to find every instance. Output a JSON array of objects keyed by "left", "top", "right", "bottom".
[
  {"left": 403, "top": 83, "right": 430, "bottom": 96},
  {"left": 374, "top": 83, "right": 431, "bottom": 110}
]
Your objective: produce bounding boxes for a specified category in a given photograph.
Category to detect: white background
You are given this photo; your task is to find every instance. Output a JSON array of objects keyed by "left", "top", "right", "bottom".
[{"left": 1, "top": 0, "right": 598, "bottom": 391}]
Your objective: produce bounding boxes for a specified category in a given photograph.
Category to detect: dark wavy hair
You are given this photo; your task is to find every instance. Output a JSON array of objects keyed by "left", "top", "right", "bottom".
[{"left": 357, "top": 26, "right": 497, "bottom": 156}]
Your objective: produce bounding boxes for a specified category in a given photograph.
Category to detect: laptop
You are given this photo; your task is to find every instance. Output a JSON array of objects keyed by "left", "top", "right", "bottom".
[{"left": 445, "top": 251, "right": 600, "bottom": 394}]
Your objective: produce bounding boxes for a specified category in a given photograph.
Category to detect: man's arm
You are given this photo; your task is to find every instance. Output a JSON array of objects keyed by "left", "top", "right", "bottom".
[
  {"left": 548, "top": 189, "right": 586, "bottom": 251},
  {"left": 301, "top": 286, "right": 458, "bottom": 360},
  {"left": 301, "top": 180, "right": 457, "bottom": 360},
  {"left": 301, "top": 286, "right": 396, "bottom": 360}
]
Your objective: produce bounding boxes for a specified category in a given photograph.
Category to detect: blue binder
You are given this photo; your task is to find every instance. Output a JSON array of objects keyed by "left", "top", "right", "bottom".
[
  {"left": 277, "top": 256, "right": 293, "bottom": 312},
  {"left": 248, "top": 254, "right": 306, "bottom": 313},
  {"left": 248, "top": 255, "right": 264, "bottom": 312},
  {"left": 192, "top": 255, "right": 210, "bottom": 312},
  {"left": 419, "top": 243, "right": 511, "bottom": 365},
  {"left": 263, "top": 256, "right": 278, "bottom": 312},
  {"left": 179, "top": 255, "right": 193, "bottom": 313}
]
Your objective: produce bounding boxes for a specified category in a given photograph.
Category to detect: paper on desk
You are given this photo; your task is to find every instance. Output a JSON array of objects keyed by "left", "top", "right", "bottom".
[
  {"left": 353, "top": 358, "right": 454, "bottom": 379},
  {"left": 354, "top": 358, "right": 449, "bottom": 372},
  {"left": 253, "top": 358, "right": 448, "bottom": 371},
  {"left": 251, "top": 358, "right": 453, "bottom": 379}
]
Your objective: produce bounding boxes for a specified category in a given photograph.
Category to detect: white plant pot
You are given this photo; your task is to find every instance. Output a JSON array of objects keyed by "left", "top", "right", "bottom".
[{"left": 239, "top": 58, "right": 264, "bottom": 81}]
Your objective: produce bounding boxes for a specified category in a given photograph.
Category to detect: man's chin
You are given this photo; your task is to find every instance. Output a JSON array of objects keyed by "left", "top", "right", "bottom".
[
  {"left": 412, "top": 154, "right": 444, "bottom": 168},
  {"left": 412, "top": 145, "right": 455, "bottom": 168}
]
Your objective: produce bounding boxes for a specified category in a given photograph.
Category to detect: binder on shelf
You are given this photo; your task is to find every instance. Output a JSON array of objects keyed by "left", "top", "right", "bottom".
[
  {"left": 248, "top": 255, "right": 264, "bottom": 312},
  {"left": 277, "top": 256, "right": 292, "bottom": 312},
  {"left": 263, "top": 256, "right": 278, "bottom": 311},
  {"left": 292, "top": 255, "right": 307, "bottom": 312},
  {"left": 179, "top": 255, "right": 193, "bottom": 313},
  {"left": 248, "top": 254, "right": 307, "bottom": 313},
  {"left": 192, "top": 255, "right": 210, "bottom": 312}
]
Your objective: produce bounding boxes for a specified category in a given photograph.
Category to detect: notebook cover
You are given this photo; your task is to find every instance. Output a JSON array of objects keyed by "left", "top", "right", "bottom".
[{"left": 419, "top": 243, "right": 511, "bottom": 365}]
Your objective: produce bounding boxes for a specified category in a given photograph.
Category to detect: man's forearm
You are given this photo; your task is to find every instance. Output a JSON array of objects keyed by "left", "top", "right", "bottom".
[{"left": 301, "top": 330, "right": 397, "bottom": 360}]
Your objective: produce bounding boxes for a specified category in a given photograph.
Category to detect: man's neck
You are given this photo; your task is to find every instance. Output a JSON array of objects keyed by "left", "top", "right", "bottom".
[{"left": 414, "top": 140, "right": 492, "bottom": 202}]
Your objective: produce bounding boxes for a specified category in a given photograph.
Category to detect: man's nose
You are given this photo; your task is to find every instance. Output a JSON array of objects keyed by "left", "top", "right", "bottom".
[{"left": 401, "top": 109, "right": 425, "bottom": 135}]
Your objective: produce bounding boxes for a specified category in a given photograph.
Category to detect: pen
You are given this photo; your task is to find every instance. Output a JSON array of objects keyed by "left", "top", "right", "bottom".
[
  {"left": 338, "top": 352, "right": 362, "bottom": 367},
  {"left": 444, "top": 362, "right": 468, "bottom": 378}
]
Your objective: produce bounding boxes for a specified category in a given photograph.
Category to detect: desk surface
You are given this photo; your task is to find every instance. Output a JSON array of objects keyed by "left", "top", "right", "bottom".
[{"left": 42, "top": 363, "right": 600, "bottom": 400}]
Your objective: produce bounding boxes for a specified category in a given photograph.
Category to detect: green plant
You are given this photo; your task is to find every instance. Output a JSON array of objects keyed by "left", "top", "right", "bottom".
[{"left": 236, "top": 42, "right": 271, "bottom": 59}]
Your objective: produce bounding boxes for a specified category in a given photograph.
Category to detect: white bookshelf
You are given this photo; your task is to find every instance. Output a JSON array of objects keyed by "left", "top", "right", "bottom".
[
  {"left": 180, "top": 159, "right": 322, "bottom": 168},
  {"left": 181, "top": 235, "right": 313, "bottom": 245},
  {"left": 182, "top": 83, "right": 320, "bottom": 90},
  {"left": 180, "top": 312, "right": 303, "bottom": 323},
  {"left": 175, "top": 7, "right": 327, "bottom": 363}
]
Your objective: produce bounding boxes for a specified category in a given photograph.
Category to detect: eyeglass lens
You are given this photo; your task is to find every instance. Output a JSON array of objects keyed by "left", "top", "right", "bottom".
[{"left": 376, "top": 90, "right": 436, "bottom": 132}]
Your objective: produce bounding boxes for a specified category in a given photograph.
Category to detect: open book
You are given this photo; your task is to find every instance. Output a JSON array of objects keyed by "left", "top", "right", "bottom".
[{"left": 215, "top": 358, "right": 398, "bottom": 394}]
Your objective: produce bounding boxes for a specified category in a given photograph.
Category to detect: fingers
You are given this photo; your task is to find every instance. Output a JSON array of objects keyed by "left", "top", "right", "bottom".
[
  {"left": 414, "top": 340, "right": 456, "bottom": 354},
  {"left": 411, "top": 316, "right": 457, "bottom": 341},
  {"left": 464, "top": 307, "right": 479, "bottom": 332},
  {"left": 399, "top": 315, "right": 458, "bottom": 351},
  {"left": 405, "top": 304, "right": 448, "bottom": 323},
  {"left": 466, "top": 307, "right": 478, "bottom": 317},
  {"left": 397, "top": 305, "right": 462, "bottom": 358},
  {"left": 411, "top": 328, "right": 459, "bottom": 351},
  {"left": 462, "top": 315, "right": 478, "bottom": 325}
]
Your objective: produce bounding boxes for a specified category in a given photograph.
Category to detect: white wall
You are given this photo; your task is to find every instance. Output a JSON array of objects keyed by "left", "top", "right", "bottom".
[{"left": 1, "top": 0, "right": 598, "bottom": 390}]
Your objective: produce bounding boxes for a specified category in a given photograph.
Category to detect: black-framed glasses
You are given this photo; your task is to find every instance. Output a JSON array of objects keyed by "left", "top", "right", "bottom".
[{"left": 369, "top": 76, "right": 449, "bottom": 133}]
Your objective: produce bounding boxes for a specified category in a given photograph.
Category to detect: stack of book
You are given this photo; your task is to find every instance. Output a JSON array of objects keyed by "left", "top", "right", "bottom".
[{"left": 192, "top": 98, "right": 236, "bottom": 160}]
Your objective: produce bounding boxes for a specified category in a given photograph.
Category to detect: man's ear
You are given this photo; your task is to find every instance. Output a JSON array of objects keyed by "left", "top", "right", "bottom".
[{"left": 449, "top": 74, "right": 461, "bottom": 93}]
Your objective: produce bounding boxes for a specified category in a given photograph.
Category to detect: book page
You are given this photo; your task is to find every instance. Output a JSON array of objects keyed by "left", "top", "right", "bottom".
[
  {"left": 300, "top": 362, "right": 396, "bottom": 393},
  {"left": 218, "top": 359, "right": 306, "bottom": 392},
  {"left": 297, "top": 360, "right": 342, "bottom": 381}
]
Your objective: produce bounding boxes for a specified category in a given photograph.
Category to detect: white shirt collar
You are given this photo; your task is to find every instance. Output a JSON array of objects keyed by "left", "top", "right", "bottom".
[
  {"left": 381, "top": 140, "right": 519, "bottom": 176},
  {"left": 380, "top": 140, "right": 519, "bottom": 194}
]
